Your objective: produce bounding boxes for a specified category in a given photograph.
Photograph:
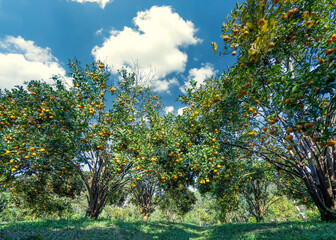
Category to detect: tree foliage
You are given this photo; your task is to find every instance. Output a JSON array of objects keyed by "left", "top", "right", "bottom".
[{"left": 186, "top": 0, "right": 336, "bottom": 221}]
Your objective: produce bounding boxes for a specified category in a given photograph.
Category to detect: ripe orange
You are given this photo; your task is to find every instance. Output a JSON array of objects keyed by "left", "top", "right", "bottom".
[
  {"left": 304, "top": 122, "right": 314, "bottom": 128},
  {"left": 285, "top": 135, "right": 293, "bottom": 141},
  {"left": 286, "top": 128, "right": 294, "bottom": 133},
  {"left": 296, "top": 125, "right": 303, "bottom": 131},
  {"left": 258, "top": 19, "right": 265, "bottom": 27},
  {"left": 326, "top": 140, "right": 336, "bottom": 146},
  {"left": 222, "top": 35, "right": 230, "bottom": 41},
  {"left": 286, "top": 145, "right": 293, "bottom": 150},
  {"left": 268, "top": 42, "right": 275, "bottom": 48}
]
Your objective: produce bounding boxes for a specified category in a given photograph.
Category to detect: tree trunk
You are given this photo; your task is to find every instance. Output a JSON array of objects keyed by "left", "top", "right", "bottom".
[
  {"left": 319, "top": 208, "right": 336, "bottom": 222},
  {"left": 140, "top": 205, "right": 151, "bottom": 221},
  {"left": 85, "top": 201, "right": 102, "bottom": 219},
  {"left": 85, "top": 189, "right": 109, "bottom": 219},
  {"left": 302, "top": 155, "right": 336, "bottom": 222}
]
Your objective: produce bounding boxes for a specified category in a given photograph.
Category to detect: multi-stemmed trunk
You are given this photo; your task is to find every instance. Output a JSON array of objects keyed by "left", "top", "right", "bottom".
[
  {"left": 74, "top": 150, "right": 131, "bottom": 219},
  {"left": 241, "top": 180, "right": 277, "bottom": 223},
  {"left": 132, "top": 178, "right": 161, "bottom": 221},
  {"left": 237, "top": 124, "right": 336, "bottom": 221},
  {"left": 300, "top": 147, "right": 336, "bottom": 222},
  {"left": 84, "top": 176, "right": 129, "bottom": 219}
]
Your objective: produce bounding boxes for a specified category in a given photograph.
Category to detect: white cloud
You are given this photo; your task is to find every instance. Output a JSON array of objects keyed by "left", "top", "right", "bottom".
[
  {"left": 95, "top": 28, "right": 104, "bottom": 35},
  {"left": 92, "top": 6, "right": 201, "bottom": 92},
  {"left": 180, "top": 63, "right": 217, "bottom": 94},
  {"left": 70, "top": 0, "right": 113, "bottom": 9},
  {"left": 164, "top": 106, "right": 174, "bottom": 114},
  {"left": 0, "top": 36, "right": 69, "bottom": 90},
  {"left": 177, "top": 107, "right": 187, "bottom": 115},
  {"left": 152, "top": 78, "right": 179, "bottom": 93}
]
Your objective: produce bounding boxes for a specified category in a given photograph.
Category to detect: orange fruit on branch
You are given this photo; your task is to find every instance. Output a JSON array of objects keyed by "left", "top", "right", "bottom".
[
  {"left": 285, "top": 135, "right": 293, "bottom": 141},
  {"left": 258, "top": 19, "right": 266, "bottom": 27},
  {"left": 286, "top": 145, "right": 293, "bottom": 150},
  {"left": 304, "top": 122, "right": 314, "bottom": 128},
  {"left": 286, "top": 128, "right": 294, "bottom": 133},
  {"left": 326, "top": 140, "right": 336, "bottom": 146}
]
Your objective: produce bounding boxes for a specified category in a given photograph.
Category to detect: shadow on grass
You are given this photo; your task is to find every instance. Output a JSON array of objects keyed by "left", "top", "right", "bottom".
[
  {"left": 207, "top": 221, "right": 336, "bottom": 240},
  {"left": 114, "top": 220, "right": 207, "bottom": 239},
  {"left": 0, "top": 218, "right": 206, "bottom": 240}
]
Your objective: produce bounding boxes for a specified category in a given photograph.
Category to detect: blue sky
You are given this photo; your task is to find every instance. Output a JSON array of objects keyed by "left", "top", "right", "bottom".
[{"left": 0, "top": 0, "right": 239, "bottom": 113}]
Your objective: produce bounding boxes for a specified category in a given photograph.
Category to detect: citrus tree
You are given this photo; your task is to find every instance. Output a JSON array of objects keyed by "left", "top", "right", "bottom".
[
  {"left": 0, "top": 60, "right": 170, "bottom": 219},
  {"left": 238, "top": 163, "right": 280, "bottom": 223},
  {"left": 159, "top": 184, "right": 196, "bottom": 223},
  {"left": 8, "top": 174, "right": 78, "bottom": 217},
  {"left": 130, "top": 174, "right": 162, "bottom": 221},
  {"left": 129, "top": 111, "right": 196, "bottom": 220},
  {"left": 189, "top": 0, "right": 336, "bottom": 221}
]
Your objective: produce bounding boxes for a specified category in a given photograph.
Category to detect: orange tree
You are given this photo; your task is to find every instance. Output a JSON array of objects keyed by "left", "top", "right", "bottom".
[
  {"left": 237, "top": 161, "right": 281, "bottom": 223},
  {"left": 8, "top": 173, "right": 80, "bottom": 217},
  {"left": 130, "top": 112, "right": 196, "bottom": 220},
  {"left": 159, "top": 184, "right": 196, "bottom": 222},
  {"left": 185, "top": 0, "right": 336, "bottom": 221},
  {"left": 0, "top": 80, "right": 83, "bottom": 208},
  {"left": 0, "top": 60, "right": 172, "bottom": 219},
  {"left": 130, "top": 174, "right": 162, "bottom": 221}
]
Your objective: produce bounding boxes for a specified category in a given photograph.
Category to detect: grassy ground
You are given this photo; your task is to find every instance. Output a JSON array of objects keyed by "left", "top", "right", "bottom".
[{"left": 0, "top": 218, "right": 335, "bottom": 240}]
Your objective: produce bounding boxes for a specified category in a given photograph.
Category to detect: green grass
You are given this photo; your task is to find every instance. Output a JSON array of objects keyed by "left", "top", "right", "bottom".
[{"left": 0, "top": 219, "right": 335, "bottom": 240}]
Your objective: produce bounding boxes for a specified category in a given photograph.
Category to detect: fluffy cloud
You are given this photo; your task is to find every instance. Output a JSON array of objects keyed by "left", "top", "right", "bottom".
[
  {"left": 177, "top": 107, "right": 187, "bottom": 115},
  {"left": 0, "top": 36, "right": 69, "bottom": 90},
  {"left": 164, "top": 106, "right": 174, "bottom": 114},
  {"left": 92, "top": 6, "right": 201, "bottom": 92},
  {"left": 180, "top": 63, "right": 217, "bottom": 94},
  {"left": 152, "top": 78, "right": 179, "bottom": 93},
  {"left": 70, "top": 0, "right": 113, "bottom": 9}
]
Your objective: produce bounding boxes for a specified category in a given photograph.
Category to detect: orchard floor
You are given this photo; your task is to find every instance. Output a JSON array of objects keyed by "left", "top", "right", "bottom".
[{"left": 0, "top": 218, "right": 335, "bottom": 240}]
